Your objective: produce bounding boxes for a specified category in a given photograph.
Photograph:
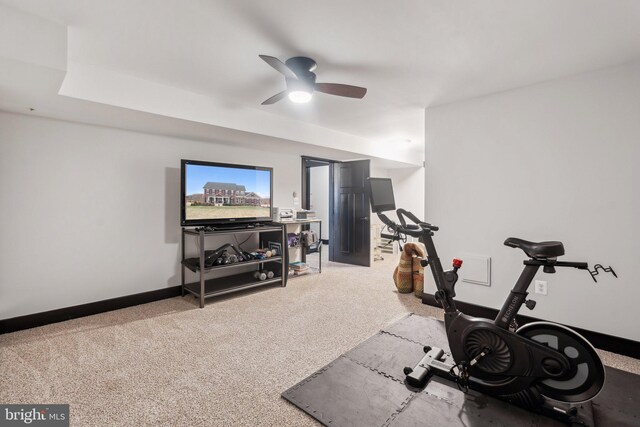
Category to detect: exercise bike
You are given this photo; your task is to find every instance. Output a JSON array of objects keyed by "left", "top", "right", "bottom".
[{"left": 366, "top": 177, "right": 617, "bottom": 425}]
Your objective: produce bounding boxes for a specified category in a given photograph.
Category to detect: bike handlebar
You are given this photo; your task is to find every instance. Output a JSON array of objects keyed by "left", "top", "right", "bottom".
[{"left": 377, "top": 210, "right": 438, "bottom": 239}]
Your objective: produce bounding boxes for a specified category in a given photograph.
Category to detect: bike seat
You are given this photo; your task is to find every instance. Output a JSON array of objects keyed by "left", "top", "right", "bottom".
[{"left": 504, "top": 237, "right": 565, "bottom": 259}]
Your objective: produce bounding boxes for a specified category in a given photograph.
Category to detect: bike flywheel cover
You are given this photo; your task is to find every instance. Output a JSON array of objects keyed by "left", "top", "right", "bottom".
[{"left": 517, "top": 322, "right": 605, "bottom": 403}]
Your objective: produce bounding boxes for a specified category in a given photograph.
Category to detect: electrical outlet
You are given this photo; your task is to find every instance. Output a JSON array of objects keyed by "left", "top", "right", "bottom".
[{"left": 534, "top": 280, "right": 548, "bottom": 295}]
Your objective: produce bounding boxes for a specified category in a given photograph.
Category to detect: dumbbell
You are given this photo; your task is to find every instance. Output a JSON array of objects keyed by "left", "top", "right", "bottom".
[
  {"left": 254, "top": 271, "right": 267, "bottom": 281},
  {"left": 266, "top": 270, "right": 274, "bottom": 279}
]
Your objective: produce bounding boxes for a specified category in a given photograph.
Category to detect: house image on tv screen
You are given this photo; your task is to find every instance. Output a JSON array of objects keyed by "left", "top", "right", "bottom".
[{"left": 203, "top": 182, "right": 261, "bottom": 206}]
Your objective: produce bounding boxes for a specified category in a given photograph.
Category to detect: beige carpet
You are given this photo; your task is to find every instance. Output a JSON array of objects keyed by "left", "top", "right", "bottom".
[{"left": 1, "top": 255, "right": 638, "bottom": 426}]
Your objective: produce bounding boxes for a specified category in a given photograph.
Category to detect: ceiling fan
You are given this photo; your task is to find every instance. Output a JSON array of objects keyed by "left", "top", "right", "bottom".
[{"left": 259, "top": 55, "right": 367, "bottom": 105}]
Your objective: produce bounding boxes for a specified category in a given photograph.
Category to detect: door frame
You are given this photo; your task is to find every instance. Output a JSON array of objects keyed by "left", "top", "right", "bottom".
[
  {"left": 301, "top": 156, "right": 336, "bottom": 258},
  {"left": 302, "top": 156, "right": 371, "bottom": 264}
]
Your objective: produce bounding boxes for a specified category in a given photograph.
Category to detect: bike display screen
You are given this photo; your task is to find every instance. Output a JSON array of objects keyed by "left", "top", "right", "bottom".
[{"left": 368, "top": 178, "right": 396, "bottom": 213}]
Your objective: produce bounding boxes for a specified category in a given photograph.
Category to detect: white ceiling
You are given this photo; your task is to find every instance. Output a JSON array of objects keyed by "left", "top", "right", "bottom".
[{"left": 2, "top": 0, "right": 640, "bottom": 163}]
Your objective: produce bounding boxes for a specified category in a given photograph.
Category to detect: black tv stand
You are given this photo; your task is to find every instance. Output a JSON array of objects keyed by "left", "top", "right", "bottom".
[{"left": 181, "top": 224, "right": 287, "bottom": 308}]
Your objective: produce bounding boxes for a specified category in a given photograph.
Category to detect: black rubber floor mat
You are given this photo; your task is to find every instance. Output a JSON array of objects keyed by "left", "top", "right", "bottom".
[
  {"left": 382, "top": 314, "right": 448, "bottom": 348},
  {"left": 282, "top": 356, "right": 414, "bottom": 427},
  {"left": 391, "top": 376, "right": 565, "bottom": 427},
  {"left": 282, "top": 313, "right": 640, "bottom": 427},
  {"left": 592, "top": 366, "right": 640, "bottom": 426},
  {"left": 344, "top": 331, "right": 424, "bottom": 383}
]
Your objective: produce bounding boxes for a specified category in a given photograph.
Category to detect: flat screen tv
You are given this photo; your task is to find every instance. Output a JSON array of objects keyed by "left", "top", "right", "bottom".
[{"left": 181, "top": 159, "right": 273, "bottom": 226}]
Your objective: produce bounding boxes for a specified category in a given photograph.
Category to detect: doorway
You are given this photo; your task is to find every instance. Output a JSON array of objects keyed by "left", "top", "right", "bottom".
[
  {"left": 302, "top": 157, "right": 371, "bottom": 266},
  {"left": 302, "top": 157, "right": 332, "bottom": 246}
]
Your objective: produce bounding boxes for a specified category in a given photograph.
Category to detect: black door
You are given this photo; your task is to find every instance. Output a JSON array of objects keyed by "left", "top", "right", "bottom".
[{"left": 331, "top": 160, "right": 370, "bottom": 266}]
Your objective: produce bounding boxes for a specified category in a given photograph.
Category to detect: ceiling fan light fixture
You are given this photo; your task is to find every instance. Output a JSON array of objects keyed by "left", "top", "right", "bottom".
[
  {"left": 288, "top": 90, "right": 313, "bottom": 103},
  {"left": 259, "top": 55, "right": 367, "bottom": 105}
]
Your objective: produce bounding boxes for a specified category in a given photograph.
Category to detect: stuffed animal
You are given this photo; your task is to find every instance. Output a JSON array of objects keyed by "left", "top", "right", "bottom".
[{"left": 393, "top": 243, "right": 425, "bottom": 297}]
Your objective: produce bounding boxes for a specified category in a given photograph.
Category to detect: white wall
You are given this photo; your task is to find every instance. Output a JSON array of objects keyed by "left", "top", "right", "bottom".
[
  {"left": 424, "top": 61, "right": 640, "bottom": 341},
  {"left": 0, "top": 113, "right": 304, "bottom": 319},
  {"left": 309, "top": 165, "right": 330, "bottom": 240},
  {"left": 388, "top": 167, "right": 425, "bottom": 221},
  {"left": 0, "top": 112, "right": 421, "bottom": 320}
]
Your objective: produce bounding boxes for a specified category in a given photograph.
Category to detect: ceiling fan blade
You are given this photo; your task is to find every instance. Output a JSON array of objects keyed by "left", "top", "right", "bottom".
[
  {"left": 314, "top": 83, "right": 367, "bottom": 99},
  {"left": 261, "top": 90, "right": 288, "bottom": 105},
  {"left": 259, "top": 55, "right": 298, "bottom": 79}
]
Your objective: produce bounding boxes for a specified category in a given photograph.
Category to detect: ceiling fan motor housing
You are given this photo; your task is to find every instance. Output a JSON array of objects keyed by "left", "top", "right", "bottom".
[
  {"left": 285, "top": 56, "right": 318, "bottom": 75},
  {"left": 285, "top": 57, "right": 318, "bottom": 93}
]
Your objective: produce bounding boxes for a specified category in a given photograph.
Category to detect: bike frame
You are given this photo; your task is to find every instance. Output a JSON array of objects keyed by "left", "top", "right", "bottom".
[
  {"left": 419, "top": 228, "right": 588, "bottom": 329},
  {"left": 419, "top": 230, "right": 536, "bottom": 329},
  {"left": 418, "top": 232, "right": 458, "bottom": 311}
]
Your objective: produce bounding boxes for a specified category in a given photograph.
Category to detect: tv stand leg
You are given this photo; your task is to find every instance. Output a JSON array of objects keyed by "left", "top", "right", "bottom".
[
  {"left": 199, "top": 284, "right": 205, "bottom": 308},
  {"left": 199, "top": 229, "right": 205, "bottom": 308},
  {"left": 281, "top": 226, "right": 286, "bottom": 287},
  {"left": 181, "top": 229, "right": 186, "bottom": 297}
]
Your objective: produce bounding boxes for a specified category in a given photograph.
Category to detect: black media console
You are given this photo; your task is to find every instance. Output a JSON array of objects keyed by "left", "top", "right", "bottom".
[{"left": 181, "top": 224, "right": 287, "bottom": 308}]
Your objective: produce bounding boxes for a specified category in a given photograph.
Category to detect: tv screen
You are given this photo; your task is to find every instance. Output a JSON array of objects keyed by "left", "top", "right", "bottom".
[
  {"left": 181, "top": 159, "right": 273, "bottom": 226},
  {"left": 367, "top": 177, "right": 396, "bottom": 213}
]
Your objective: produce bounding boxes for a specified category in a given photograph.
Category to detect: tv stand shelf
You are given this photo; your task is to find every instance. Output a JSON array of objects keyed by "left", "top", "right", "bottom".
[
  {"left": 183, "top": 272, "right": 283, "bottom": 300},
  {"left": 181, "top": 256, "right": 283, "bottom": 273},
  {"left": 181, "top": 224, "right": 286, "bottom": 308}
]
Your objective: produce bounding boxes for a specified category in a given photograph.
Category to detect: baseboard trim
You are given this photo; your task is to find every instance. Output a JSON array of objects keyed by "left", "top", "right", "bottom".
[
  {"left": 0, "top": 286, "right": 182, "bottom": 334},
  {"left": 422, "top": 293, "right": 640, "bottom": 359},
  {"left": 5, "top": 287, "right": 637, "bottom": 359}
]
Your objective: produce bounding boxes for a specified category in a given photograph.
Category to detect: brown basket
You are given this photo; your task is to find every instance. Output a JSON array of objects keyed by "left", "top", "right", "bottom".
[{"left": 392, "top": 243, "right": 425, "bottom": 296}]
